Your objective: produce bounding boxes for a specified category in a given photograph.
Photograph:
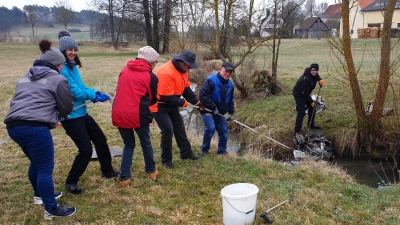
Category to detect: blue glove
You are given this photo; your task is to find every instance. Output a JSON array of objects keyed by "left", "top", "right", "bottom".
[
  {"left": 226, "top": 114, "right": 234, "bottom": 122},
  {"left": 98, "top": 93, "right": 111, "bottom": 102},
  {"left": 92, "top": 94, "right": 100, "bottom": 103}
]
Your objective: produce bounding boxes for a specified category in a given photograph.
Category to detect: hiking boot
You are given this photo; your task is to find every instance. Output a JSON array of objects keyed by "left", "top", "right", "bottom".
[
  {"left": 295, "top": 131, "right": 303, "bottom": 136},
  {"left": 102, "top": 169, "right": 120, "bottom": 179},
  {"left": 65, "top": 184, "right": 82, "bottom": 194},
  {"left": 162, "top": 161, "right": 174, "bottom": 169},
  {"left": 309, "top": 124, "right": 321, "bottom": 129},
  {"left": 148, "top": 169, "right": 158, "bottom": 180},
  {"left": 44, "top": 204, "right": 77, "bottom": 220},
  {"left": 217, "top": 151, "right": 228, "bottom": 155},
  {"left": 34, "top": 192, "right": 63, "bottom": 205},
  {"left": 181, "top": 154, "right": 203, "bottom": 160},
  {"left": 119, "top": 176, "right": 131, "bottom": 187}
]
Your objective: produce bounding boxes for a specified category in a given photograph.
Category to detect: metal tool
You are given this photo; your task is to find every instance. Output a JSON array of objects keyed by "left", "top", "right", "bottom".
[
  {"left": 191, "top": 104, "right": 292, "bottom": 150},
  {"left": 260, "top": 197, "right": 293, "bottom": 224},
  {"left": 306, "top": 85, "right": 322, "bottom": 134}
]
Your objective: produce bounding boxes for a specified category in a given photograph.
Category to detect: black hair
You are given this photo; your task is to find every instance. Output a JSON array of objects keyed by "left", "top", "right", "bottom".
[{"left": 62, "top": 50, "right": 82, "bottom": 69}]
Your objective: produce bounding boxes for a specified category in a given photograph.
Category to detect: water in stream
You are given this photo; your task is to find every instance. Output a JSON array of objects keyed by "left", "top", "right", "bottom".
[{"left": 181, "top": 105, "right": 399, "bottom": 188}]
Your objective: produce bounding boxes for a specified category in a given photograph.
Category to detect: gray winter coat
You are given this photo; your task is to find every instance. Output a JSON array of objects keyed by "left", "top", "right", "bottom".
[{"left": 4, "top": 60, "right": 73, "bottom": 129}]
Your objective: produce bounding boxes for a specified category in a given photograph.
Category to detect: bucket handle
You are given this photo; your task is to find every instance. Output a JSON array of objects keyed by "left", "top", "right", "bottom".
[{"left": 223, "top": 196, "right": 256, "bottom": 214}]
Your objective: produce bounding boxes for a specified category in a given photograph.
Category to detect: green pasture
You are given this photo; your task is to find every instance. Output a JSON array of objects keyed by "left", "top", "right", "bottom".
[{"left": 0, "top": 39, "right": 399, "bottom": 224}]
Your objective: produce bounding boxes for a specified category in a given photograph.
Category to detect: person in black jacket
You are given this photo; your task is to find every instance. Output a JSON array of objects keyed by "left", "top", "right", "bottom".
[{"left": 292, "top": 63, "right": 324, "bottom": 135}]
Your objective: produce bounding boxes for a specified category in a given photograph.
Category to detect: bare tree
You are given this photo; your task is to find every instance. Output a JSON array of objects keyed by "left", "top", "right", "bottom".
[
  {"left": 54, "top": 0, "right": 76, "bottom": 29},
  {"left": 162, "top": 0, "right": 172, "bottom": 53},
  {"left": 326, "top": 0, "right": 399, "bottom": 156},
  {"left": 205, "top": 0, "right": 271, "bottom": 98},
  {"left": 266, "top": 0, "right": 305, "bottom": 79},
  {"left": 304, "top": 0, "right": 316, "bottom": 17},
  {"left": 23, "top": 5, "right": 38, "bottom": 42}
]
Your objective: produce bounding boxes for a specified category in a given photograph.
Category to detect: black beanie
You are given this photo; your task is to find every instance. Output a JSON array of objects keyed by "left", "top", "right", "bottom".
[{"left": 310, "top": 63, "right": 319, "bottom": 70}]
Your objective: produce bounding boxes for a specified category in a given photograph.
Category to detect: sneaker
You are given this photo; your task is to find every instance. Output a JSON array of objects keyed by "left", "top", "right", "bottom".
[
  {"left": 148, "top": 169, "right": 158, "bottom": 180},
  {"left": 102, "top": 170, "right": 120, "bottom": 179},
  {"left": 34, "top": 192, "right": 63, "bottom": 205},
  {"left": 119, "top": 176, "right": 131, "bottom": 187},
  {"left": 44, "top": 204, "right": 77, "bottom": 220},
  {"left": 309, "top": 124, "right": 321, "bottom": 129},
  {"left": 65, "top": 184, "right": 82, "bottom": 194}
]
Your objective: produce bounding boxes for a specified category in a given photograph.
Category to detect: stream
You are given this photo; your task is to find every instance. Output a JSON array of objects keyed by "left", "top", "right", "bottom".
[{"left": 180, "top": 105, "right": 399, "bottom": 189}]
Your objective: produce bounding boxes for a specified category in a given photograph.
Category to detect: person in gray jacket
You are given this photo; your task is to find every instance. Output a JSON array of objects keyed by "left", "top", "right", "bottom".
[{"left": 4, "top": 40, "right": 77, "bottom": 220}]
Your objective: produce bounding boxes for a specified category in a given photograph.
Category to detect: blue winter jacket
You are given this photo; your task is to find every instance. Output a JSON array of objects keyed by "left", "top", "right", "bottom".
[
  {"left": 59, "top": 62, "right": 98, "bottom": 119},
  {"left": 199, "top": 73, "right": 235, "bottom": 115}
]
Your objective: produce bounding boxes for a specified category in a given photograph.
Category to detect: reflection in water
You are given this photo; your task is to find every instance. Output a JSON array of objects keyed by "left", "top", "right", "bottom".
[{"left": 334, "top": 159, "right": 399, "bottom": 188}]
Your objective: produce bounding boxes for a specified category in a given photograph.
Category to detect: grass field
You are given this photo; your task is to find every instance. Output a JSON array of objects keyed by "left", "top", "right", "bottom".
[{"left": 0, "top": 39, "right": 400, "bottom": 224}]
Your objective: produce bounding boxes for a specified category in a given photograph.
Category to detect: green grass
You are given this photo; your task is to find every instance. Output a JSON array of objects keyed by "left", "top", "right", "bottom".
[{"left": 0, "top": 40, "right": 400, "bottom": 224}]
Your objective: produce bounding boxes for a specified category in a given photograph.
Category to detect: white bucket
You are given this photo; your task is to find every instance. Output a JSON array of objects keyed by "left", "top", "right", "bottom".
[{"left": 221, "top": 183, "right": 259, "bottom": 225}]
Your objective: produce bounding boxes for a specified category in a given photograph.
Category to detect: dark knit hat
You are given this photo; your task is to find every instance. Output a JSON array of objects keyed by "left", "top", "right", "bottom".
[
  {"left": 221, "top": 62, "right": 235, "bottom": 71},
  {"left": 58, "top": 30, "right": 79, "bottom": 52},
  {"left": 310, "top": 63, "right": 319, "bottom": 71},
  {"left": 39, "top": 40, "right": 66, "bottom": 66},
  {"left": 138, "top": 46, "right": 159, "bottom": 63},
  {"left": 172, "top": 49, "right": 199, "bottom": 69}
]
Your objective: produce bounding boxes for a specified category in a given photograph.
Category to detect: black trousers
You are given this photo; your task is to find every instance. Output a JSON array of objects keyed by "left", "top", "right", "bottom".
[
  {"left": 152, "top": 107, "right": 193, "bottom": 164},
  {"left": 61, "top": 114, "right": 114, "bottom": 184},
  {"left": 293, "top": 93, "right": 315, "bottom": 133}
]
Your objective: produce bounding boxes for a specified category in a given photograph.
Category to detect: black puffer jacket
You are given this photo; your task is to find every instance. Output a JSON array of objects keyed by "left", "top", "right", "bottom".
[{"left": 292, "top": 67, "right": 322, "bottom": 97}]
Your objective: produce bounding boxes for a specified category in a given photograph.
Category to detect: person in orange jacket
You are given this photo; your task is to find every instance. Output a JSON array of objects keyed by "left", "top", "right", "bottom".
[{"left": 150, "top": 50, "right": 204, "bottom": 168}]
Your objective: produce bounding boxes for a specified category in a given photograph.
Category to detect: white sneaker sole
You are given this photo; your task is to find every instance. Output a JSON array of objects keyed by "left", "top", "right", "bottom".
[
  {"left": 44, "top": 207, "right": 77, "bottom": 220},
  {"left": 34, "top": 192, "right": 63, "bottom": 205}
]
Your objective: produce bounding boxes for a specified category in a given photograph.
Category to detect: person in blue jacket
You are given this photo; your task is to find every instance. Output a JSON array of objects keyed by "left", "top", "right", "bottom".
[
  {"left": 58, "top": 30, "right": 119, "bottom": 194},
  {"left": 199, "top": 62, "right": 235, "bottom": 155}
]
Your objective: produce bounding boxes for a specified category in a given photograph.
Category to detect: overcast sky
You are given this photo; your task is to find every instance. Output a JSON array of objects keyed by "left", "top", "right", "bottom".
[{"left": 1, "top": 0, "right": 338, "bottom": 13}]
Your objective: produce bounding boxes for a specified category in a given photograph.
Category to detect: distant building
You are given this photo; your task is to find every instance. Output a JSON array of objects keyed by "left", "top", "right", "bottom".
[
  {"left": 320, "top": 4, "right": 342, "bottom": 36},
  {"left": 260, "top": 9, "right": 282, "bottom": 37},
  {"left": 296, "top": 16, "right": 331, "bottom": 39}
]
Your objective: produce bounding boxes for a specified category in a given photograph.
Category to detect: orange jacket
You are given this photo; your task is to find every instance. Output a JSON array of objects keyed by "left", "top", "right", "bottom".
[{"left": 150, "top": 60, "right": 198, "bottom": 113}]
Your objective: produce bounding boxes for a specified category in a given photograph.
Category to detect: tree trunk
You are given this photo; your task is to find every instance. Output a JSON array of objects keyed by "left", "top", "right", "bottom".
[
  {"left": 143, "top": 0, "right": 153, "bottom": 47},
  {"left": 152, "top": 0, "right": 160, "bottom": 52},
  {"left": 370, "top": 0, "right": 397, "bottom": 126},
  {"left": 162, "top": 0, "right": 171, "bottom": 54}
]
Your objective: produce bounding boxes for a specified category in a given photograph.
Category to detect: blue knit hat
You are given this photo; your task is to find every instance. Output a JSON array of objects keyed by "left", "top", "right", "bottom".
[{"left": 58, "top": 30, "right": 78, "bottom": 52}]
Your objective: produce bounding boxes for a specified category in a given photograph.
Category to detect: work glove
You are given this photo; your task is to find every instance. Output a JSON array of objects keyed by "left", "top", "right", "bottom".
[
  {"left": 98, "top": 92, "right": 111, "bottom": 102},
  {"left": 195, "top": 101, "right": 205, "bottom": 112},
  {"left": 319, "top": 79, "right": 324, "bottom": 87},
  {"left": 226, "top": 114, "right": 234, "bottom": 122},
  {"left": 213, "top": 107, "right": 219, "bottom": 115},
  {"left": 92, "top": 92, "right": 101, "bottom": 103},
  {"left": 311, "top": 102, "right": 315, "bottom": 108},
  {"left": 182, "top": 100, "right": 189, "bottom": 108}
]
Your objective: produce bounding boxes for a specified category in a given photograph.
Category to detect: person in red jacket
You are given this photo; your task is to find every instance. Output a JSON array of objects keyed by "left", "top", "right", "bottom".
[
  {"left": 112, "top": 46, "right": 159, "bottom": 186},
  {"left": 149, "top": 50, "right": 204, "bottom": 169}
]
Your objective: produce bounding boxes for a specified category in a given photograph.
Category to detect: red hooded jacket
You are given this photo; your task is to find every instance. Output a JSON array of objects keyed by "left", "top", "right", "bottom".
[{"left": 112, "top": 59, "right": 158, "bottom": 128}]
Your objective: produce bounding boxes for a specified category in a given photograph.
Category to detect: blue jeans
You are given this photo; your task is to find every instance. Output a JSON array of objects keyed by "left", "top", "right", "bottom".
[
  {"left": 201, "top": 113, "right": 228, "bottom": 153},
  {"left": 7, "top": 126, "right": 57, "bottom": 212},
  {"left": 118, "top": 126, "right": 156, "bottom": 177}
]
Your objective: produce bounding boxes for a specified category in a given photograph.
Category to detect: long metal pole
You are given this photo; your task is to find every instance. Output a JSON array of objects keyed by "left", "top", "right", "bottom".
[{"left": 191, "top": 104, "right": 292, "bottom": 150}]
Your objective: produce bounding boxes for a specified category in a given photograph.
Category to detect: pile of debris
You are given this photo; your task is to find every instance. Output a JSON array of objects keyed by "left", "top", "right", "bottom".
[{"left": 293, "top": 133, "right": 334, "bottom": 161}]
